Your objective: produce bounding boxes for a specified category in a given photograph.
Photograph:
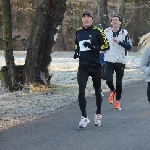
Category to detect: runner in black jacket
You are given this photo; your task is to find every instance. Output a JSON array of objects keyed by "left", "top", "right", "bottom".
[{"left": 73, "top": 10, "right": 109, "bottom": 128}]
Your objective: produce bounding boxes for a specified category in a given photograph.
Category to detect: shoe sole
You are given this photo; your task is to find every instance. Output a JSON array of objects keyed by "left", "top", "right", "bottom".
[
  {"left": 94, "top": 123, "right": 101, "bottom": 126},
  {"left": 114, "top": 108, "right": 121, "bottom": 110},
  {"left": 78, "top": 125, "right": 85, "bottom": 128},
  {"left": 109, "top": 101, "right": 114, "bottom": 104}
]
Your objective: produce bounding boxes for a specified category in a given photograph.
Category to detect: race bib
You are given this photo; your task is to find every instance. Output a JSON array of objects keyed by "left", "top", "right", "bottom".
[{"left": 79, "top": 40, "right": 91, "bottom": 51}]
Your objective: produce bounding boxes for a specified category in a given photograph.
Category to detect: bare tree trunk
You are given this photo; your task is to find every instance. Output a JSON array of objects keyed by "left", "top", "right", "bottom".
[
  {"left": 119, "top": 0, "right": 126, "bottom": 22},
  {"left": 97, "top": 0, "right": 109, "bottom": 29},
  {"left": 2, "top": 0, "right": 16, "bottom": 90},
  {"left": 24, "top": 0, "right": 66, "bottom": 85}
]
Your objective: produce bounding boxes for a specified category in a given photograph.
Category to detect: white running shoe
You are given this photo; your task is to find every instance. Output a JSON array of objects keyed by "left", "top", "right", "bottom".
[
  {"left": 94, "top": 114, "right": 102, "bottom": 126},
  {"left": 78, "top": 116, "right": 90, "bottom": 128}
]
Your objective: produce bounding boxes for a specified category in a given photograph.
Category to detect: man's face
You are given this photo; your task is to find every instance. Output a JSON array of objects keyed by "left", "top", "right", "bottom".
[
  {"left": 111, "top": 17, "right": 120, "bottom": 27},
  {"left": 82, "top": 15, "right": 93, "bottom": 28}
]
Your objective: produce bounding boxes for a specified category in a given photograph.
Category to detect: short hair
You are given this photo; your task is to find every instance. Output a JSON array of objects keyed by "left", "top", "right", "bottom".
[
  {"left": 111, "top": 15, "right": 122, "bottom": 22},
  {"left": 82, "top": 10, "right": 93, "bottom": 18}
]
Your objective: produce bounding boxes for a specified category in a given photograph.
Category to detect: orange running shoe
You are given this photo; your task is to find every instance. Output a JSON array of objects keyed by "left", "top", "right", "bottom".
[
  {"left": 114, "top": 101, "right": 121, "bottom": 110},
  {"left": 109, "top": 91, "right": 116, "bottom": 104}
]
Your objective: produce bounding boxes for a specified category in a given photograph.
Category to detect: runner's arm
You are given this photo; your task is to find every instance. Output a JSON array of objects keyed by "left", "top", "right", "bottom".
[{"left": 118, "top": 33, "right": 132, "bottom": 50}]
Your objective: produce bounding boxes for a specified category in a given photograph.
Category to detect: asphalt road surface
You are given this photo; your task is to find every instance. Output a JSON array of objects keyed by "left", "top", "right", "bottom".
[{"left": 0, "top": 81, "right": 150, "bottom": 150}]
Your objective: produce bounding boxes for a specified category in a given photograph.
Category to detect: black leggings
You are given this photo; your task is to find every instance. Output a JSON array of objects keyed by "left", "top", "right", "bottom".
[
  {"left": 77, "top": 64, "right": 102, "bottom": 117},
  {"left": 78, "top": 84, "right": 102, "bottom": 118},
  {"left": 105, "top": 62, "right": 125, "bottom": 100},
  {"left": 147, "top": 82, "right": 150, "bottom": 102}
]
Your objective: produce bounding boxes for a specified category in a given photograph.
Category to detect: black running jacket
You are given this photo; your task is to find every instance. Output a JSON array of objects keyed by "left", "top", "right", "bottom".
[{"left": 74, "top": 25, "right": 109, "bottom": 66}]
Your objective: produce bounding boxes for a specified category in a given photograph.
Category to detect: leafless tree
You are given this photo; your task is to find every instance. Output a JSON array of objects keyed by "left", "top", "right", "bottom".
[
  {"left": 24, "top": 0, "right": 66, "bottom": 85},
  {"left": 97, "top": 0, "right": 109, "bottom": 29},
  {"left": 2, "top": 0, "right": 17, "bottom": 90},
  {"left": 1, "top": 0, "right": 67, "bottom": 90}
]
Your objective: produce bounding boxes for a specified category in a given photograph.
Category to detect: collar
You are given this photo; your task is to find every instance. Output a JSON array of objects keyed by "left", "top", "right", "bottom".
[
  {"left": 82, "top": 25, "right": 93, "bottom": 30},
  {"left": 111, "top": 27, "right": 123, "bottom": 37},
  {"left": 112, "top": 27, "right": 122, "bottom": 33}
]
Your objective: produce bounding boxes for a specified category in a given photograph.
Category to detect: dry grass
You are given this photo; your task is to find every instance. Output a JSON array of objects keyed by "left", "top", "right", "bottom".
[{"left": 22, "top": 83, "right": 59, "bottom": 93}]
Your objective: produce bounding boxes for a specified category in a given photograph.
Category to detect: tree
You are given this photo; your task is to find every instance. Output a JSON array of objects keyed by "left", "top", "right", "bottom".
[
  {"left": 118, "top": 0, "right": 126, "bottom": 22},
  {"left": 24, "top": 0, "right": 66, "bottom": 85},
  {"left": 2, "top": 0, "right": 17, "bottom": 90},
  {"left": 97, "top": 0, "right": 109, "bottom": 29},
  {"left": 1, "top": 0, "right": 67, "bottom": 90}
]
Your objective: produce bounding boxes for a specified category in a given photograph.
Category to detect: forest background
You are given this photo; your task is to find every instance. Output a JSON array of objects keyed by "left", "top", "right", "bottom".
[{"left": 0, "top": 0, "right": 150, "bottom": 52}]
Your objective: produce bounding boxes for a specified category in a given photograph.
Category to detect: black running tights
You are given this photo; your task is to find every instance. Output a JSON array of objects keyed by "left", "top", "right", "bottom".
[
  {"left": 78, "top": 84, "right": 102, "bottom": 118},
  {"left": 105, "top": 62, "right": 125, "bottom": 100}
]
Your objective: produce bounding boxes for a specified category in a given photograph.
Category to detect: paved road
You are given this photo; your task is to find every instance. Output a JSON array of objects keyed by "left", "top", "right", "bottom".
[{"left": 0, "top": 81, "right": 150, "bottom": 150}]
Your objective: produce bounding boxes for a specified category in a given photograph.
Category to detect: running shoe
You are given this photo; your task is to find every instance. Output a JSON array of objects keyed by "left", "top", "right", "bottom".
[
  {"left": 78, "top": 116, "right": 90, "bottom": 128},
  {"left": 109, "top": 91, "right": 116, "bottom": 104},
  {"left": 94, "top": 114, "right": 102, "bottom": 126},
  {"left": 114, "top": 101, "right": 121, "bottom": 110}
]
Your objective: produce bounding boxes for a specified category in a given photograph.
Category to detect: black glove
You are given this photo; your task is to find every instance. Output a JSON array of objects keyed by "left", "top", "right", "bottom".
[
  {"left": 83, "top": 42, "right": 95, "bottom": 50},
  {"left": 73, "top": 51, "right": 79, "bottom": 59}
]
